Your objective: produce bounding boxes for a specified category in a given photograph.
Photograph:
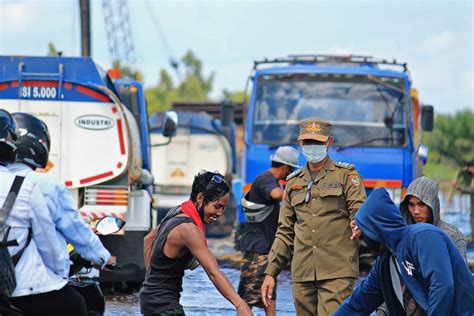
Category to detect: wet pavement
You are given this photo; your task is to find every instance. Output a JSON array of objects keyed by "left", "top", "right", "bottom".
[{"left": 105, "top": 192, "right": 473, "bottom": 315}]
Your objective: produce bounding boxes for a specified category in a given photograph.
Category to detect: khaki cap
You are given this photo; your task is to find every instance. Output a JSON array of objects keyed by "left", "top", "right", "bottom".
[{"left": 297, "top": 117, "right": 332, "bottom": 142}]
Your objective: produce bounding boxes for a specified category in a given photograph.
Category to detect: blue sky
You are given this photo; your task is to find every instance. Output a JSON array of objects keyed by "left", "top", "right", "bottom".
[{"left": 1, "top": 0, "right": 472, "bottom": 114}]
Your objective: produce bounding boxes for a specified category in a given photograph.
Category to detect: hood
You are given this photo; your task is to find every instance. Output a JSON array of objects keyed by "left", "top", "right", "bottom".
[
  {"left": 400, "top": 176, "right": 440, "bottom": 226},
  {"left": 355, "top": 188, "right": 407, "bottom": 254}
]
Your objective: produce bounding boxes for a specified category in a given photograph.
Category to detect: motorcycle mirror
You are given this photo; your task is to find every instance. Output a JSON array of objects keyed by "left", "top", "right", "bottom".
[{"left": 95, "top": 216, "right": 126, "bottom": 235}]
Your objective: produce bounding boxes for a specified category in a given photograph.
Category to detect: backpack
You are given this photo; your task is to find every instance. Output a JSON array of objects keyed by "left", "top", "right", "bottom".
[
  {"left": 240, "top": 193, "right": 274, "bottom": 223},
  {"left": 143, "top": 206, "right": 199, "bottom": 271},
  {"left": 0, "top": 176, "right": 31, "bottom": 298},
  {"left": 143, "top": 206, "right": 181, "bottom": 270}
]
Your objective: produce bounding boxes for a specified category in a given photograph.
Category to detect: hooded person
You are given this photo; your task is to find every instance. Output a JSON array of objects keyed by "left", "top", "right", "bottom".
[
  {"left": 399, "top": 176, "right": 467, "bottom": 261},
  {"left": 334, "top": 188, "right": 474, "bottom": 316}
]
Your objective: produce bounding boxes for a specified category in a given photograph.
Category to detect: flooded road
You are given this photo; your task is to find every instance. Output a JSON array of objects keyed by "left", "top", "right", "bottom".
[{"left": 105, "top": 192, "right": 472, "bottom": 315}]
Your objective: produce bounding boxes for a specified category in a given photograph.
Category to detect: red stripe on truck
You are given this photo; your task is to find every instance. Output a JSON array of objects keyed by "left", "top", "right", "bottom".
[
  {"left": 76, "top": 85, "right": 110, "bottom": 102},
  {"left": 11, "top": 81, "right": 19, "bottom": 88},
  {"left": 64, "top": 83, "right": 72, "bottom": 90},
  {"left": 112, "top": 107, "right": 118, "bottom": 113},
  {"left": 0, "top": 83, "right": 8, "bottom": 90},
  {"left": 116, "top": 119, "right": 126, "bottom": 155},
  {"left": 23, "top": 81, "right": 59, "bottom": 87},
  {"left": 65, "top": 181, "right": 73, "bottom": 187},
  {"left": 80, "top": 171, "right": 114, "bottom": 185}
]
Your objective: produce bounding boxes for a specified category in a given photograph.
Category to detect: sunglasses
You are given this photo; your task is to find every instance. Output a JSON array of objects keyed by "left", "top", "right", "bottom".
[
  {"left": 304, "top": 180, "right": 315, "bottom": 203},
  {"left": 211, "top": 175, "right": 226, "bottom": 184}
]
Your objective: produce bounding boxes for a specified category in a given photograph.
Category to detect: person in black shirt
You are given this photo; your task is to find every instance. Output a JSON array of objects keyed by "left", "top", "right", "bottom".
[
  {"left": 140, "top": 171, "right": 252, "bottom": 316},
  {"left": 238, "top": 146, "right": 300, "bottom": 315}
]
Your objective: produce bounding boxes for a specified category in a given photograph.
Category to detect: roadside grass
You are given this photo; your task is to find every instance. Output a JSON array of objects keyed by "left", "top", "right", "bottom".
[{"left": 423, "top": 162, "right": 458, "bottom": 189}]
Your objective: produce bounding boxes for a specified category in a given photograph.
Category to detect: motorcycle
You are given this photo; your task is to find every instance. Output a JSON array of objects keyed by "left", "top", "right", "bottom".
[{"left": 0, "top": 215, "right": 125, "bottom": 316}]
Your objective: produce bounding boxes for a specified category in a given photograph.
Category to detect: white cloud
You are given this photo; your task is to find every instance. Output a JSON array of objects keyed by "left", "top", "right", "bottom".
[{"left": 419, "top": 31, "right": 455, "bottom": 52}]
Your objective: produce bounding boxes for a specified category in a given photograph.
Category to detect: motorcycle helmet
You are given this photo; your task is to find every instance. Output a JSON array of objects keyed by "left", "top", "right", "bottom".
[
  {"left": 12, "top": 112, "right": 51, "bottom": 169},
  {"left": 0, "top": 109, "right": 19, "bottom": 164}
]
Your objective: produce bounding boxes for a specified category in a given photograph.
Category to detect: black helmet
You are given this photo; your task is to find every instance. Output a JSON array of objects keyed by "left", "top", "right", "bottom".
[
  {"left": 12, "top": 113, "right": 51, "bottom": 169},
  {"left": 0, "top": 109, "right": 19, "bottom": 164}
]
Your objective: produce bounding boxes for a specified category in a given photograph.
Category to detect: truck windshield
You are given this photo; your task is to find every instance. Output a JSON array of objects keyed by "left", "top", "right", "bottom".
[{"left": 252, "top": 74, "right": 407, "bottom": 147}]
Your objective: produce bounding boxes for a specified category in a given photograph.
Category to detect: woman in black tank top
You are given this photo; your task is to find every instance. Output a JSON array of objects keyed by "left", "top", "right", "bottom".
[{"left": 139, "top": 171, "right": 252, "bottom": 316}]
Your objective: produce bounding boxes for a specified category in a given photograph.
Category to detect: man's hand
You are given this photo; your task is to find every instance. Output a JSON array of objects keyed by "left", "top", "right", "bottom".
[
  {"left": 92, "top": 255, "right": 117, "bottom": 270},
  {"left": 350, "top": 220, "right": 361, "bottom": 240},
  {"left": 261, "top": 275, "right": 275, "bottom": 307}
]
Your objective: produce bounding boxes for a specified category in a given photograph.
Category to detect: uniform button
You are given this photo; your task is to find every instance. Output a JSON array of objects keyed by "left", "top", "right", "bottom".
[
  {"left": 311, "top": 229, "right": 315, "bottom": 232},
  {"left": 312, "top": 198, "right": 316, "bottom": 201},
  {"left": 312, "top": 214, "right": 316, "bottom": 217},
  {"left": 313, "top": 246, "right": 317, "bottom": 249}
]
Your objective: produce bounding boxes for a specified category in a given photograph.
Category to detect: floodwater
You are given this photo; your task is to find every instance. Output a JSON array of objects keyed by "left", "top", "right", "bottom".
[{"left": 105, "top": 192, "right": 473, "bottom": 315}]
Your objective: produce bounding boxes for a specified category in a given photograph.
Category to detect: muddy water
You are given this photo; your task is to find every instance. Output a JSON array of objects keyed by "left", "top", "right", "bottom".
[{"left": 105, "top": 192, "right": 472, "bottom": 315}]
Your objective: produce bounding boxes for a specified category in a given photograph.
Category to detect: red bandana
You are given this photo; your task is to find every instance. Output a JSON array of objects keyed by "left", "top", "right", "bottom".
[{"left": 181, "top": 200, "right": 206, "bottom": 236}]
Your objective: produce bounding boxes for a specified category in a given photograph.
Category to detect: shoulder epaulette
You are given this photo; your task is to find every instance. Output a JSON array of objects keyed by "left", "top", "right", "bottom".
[
  {"left": 335, "top": 161, "right": 355, "bottom": 170},
  {"left": 286, "top": 168, "right": 302, "bottom": 181}
]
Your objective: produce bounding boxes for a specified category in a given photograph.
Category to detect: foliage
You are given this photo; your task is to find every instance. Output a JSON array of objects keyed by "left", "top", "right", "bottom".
[
  {"left": 112, "top": 60, "right": 143, "bottom": 81},
  {"left": 222, "top": 89, "right": 249, "bottom": 104},
  {"left": 47, "top": 42, "right": 62, "bottom": 56},
  {"left": 422, "top": 108, "right": 474, "bottom": 170},
  {"left": 423, "top": 162, "right": 458, "bottom": 182},
  {"left": 146, "top": 50, "right": 215, "bottom": 113}
]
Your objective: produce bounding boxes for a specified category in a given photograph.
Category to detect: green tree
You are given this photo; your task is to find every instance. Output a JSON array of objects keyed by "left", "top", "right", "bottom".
[
  {"left": 423, "top": 108, "right": 474, "bottom": 168},
  {"left": 47, "top": 42, "right": 62, "bottom": 56},
  {"left": 146, "top": 50, "right": 214, "bottom": 114},
  {"left": 222, "top": 89, "right": 249, "bottom": 104},
  {"left": 112, "top": 60, "right": 143, "bottom": 81}
]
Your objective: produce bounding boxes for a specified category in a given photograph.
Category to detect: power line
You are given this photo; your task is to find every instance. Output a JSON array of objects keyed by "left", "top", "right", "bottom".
[{"left": 144, "top": 0, "right": 180, "bottom": 78}]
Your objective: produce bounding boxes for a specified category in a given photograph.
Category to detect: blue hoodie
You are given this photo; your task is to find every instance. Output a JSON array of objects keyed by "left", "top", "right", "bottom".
[{"left": 335, "top": 188, "right": 474, "bottom": 316}]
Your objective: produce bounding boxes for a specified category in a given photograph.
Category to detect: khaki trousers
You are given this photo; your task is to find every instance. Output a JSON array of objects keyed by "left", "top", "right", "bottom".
[{"left": 292, "top": 277, "right": 355, "bottom": 316}]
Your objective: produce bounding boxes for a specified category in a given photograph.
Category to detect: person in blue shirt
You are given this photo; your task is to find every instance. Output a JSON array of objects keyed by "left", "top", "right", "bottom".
[
  {"left": 0, "top": 109, "right": 85, "bottom": 315},
  {"left": 7, "top": 113, "right": 115, "bottom": 278},
  {"left": 335, "top": 187, "right": 474, "bottom": 316}
]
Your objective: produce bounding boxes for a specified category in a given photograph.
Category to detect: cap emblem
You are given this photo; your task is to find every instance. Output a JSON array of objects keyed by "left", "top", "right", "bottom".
[{"left": 306, "top": 122, "right": 321, "bottom": 133}]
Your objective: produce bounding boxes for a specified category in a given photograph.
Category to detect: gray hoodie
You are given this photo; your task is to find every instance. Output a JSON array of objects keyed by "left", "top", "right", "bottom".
[{"left": 400, "top": 176, "right": 467, "bottom": 262}]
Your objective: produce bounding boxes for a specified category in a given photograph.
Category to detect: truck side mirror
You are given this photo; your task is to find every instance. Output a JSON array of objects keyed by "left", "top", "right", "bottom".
[
  {"left": 162, "top": 111, "right": 178, "bottom": 138},
  {"left": 421, "top": 105, "right": 434, "bottom": 132},
  {"left": 221, "top": 100, "right": 234, "bottom": 127}
]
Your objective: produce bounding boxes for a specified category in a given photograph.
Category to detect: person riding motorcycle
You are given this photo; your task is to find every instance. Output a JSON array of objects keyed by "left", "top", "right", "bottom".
[
  {"left": 8, "top": 112, "right": 116, "bottom": 279},
  {"left": 0, "top": 109, "right": 83, "bottom": 316}
]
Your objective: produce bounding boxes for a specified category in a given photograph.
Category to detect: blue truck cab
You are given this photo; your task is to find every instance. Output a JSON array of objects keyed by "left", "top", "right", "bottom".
[{"left": 237, "top": 55, "right": 434, "bottom": 223}]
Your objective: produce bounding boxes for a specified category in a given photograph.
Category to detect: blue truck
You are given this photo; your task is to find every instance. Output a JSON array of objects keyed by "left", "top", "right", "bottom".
[
  {"left": 236, "top": 55, "right": 433, "bottom": 223},
  {"left": 0, "top": 55, "right": 176, "bottom": 283}
]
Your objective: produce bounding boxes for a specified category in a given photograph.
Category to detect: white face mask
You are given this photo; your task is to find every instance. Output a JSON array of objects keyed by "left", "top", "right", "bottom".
[{"left": 302, "top": 144, "right": 327, "bottom": 163}]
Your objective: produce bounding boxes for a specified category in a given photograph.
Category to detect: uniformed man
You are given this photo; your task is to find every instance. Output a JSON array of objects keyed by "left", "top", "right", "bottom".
[{"left": 260, "top": 117, "right": 366, "bottom": 316}]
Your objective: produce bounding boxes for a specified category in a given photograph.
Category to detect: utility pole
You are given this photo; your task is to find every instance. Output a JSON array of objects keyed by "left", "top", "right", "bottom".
[{"left": 79, "top": 0, "right": 91, "bottom": 56}]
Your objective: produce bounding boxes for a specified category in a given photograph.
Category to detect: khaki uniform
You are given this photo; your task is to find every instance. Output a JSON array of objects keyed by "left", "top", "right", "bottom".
[{"left": 265, "top": 158, "right": 366, "bottom": 315}]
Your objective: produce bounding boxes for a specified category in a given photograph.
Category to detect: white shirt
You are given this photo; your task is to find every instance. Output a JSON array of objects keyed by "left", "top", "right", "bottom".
[{"left": 0, "top": 166, "right": 66, "bottom": 297}]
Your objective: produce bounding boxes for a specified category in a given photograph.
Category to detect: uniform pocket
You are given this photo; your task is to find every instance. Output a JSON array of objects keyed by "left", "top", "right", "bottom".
[
  {"left": 290, "top": 191, "right": 306, "bottom": 207},
  {"left": 320, "top": 186, "right": 343, "bottom": 214}
]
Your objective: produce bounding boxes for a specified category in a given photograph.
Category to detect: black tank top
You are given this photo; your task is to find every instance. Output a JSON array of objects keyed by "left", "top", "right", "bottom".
[{"left": 139, "top": 216, "right": 194, "bottom": 314}]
